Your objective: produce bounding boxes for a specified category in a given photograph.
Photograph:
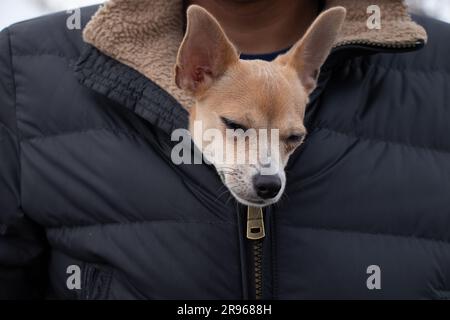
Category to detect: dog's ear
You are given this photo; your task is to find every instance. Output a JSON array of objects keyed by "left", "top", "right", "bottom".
[
  {"left": 276, "top": 7, "right": 346, "bottom": 94},
  {"left": 175, "top": 5, "right": 239, "bottom": 95}
]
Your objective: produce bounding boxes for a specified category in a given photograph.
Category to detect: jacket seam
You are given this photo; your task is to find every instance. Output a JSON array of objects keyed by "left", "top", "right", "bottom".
[
  {"left": 314, "top": 126, "right": 450, "bottom": 157},
  {"left": 278, "top": 224, "right": 450, "bottom": 247},
  {"left": 349, "top": 59, "right": 450, "bottom": 75},
  {"left": 10, "top": 53, "right": 74, "bottom": 59},
  {"left": 47, "top": 219, "right": 237, "bottom": 231},
  {"left": 0, "top": 121, "right": 15, "bottom": 137},
  {"left": 5, "top": 28, "right": 22, "bottom": 205},
  {"left": 21, "top": 127, "right": 141, "bottom": 144}
]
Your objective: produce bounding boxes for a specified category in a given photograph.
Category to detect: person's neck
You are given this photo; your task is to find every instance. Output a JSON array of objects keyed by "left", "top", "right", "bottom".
[{"left": 186, "top": 0, "right": 319, "bottom": 54}]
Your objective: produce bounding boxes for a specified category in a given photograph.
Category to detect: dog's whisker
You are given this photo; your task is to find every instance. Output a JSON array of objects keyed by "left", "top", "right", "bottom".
[
  {"left": 218, "top": 169, "right": 238, "bottom": 174},
  {"left": 216, "top": 183, "right": 240, "bottom": 199},
  {"left": 216, "top": 184, "right": 228, "bottom": 193},
  {"left": 220, "top": 167, "right": 239, "bottom": 172},
  {"left": 225, "top": 194, "right": 235, "bottom": 206},
  {"left": 275, "top": 192, "right": 290, "bottom": 208},
  {"left": 220, "top": 171, "right": 237, "bottom": 175}
]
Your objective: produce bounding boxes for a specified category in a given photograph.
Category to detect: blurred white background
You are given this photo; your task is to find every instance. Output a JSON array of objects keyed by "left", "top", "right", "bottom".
[
  {"left": 0, "top": 0, "right": 102, "bottom": 29},
  {"left": 0, "top": 0, "right": 450, "bottom": 30}
]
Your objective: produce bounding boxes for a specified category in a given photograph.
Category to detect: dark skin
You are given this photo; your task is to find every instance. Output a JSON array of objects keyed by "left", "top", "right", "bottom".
[{"left": 186, "top": 0, "right": 320, "bottom": 54}]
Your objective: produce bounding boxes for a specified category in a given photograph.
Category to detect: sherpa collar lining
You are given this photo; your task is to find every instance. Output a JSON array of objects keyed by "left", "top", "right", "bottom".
[{"left": 83, "top": 0, "right": 427, "bottom": 109}]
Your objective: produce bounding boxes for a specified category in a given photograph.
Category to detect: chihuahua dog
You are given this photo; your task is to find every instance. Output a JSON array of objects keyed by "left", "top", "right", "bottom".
[{"left": 175, "top": 5, "right": 346, "bottom": 207}]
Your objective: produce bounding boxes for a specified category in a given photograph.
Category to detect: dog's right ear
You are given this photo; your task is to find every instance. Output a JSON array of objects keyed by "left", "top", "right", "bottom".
[
  {"left": 275, "top": 7, "right": 346, "bottom": 94},
  {"left": 175, "top": 5, "right": 239, "bottom": 96}
]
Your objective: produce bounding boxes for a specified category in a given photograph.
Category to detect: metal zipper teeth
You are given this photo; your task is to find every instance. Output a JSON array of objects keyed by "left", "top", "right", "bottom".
[
  {"left": 253, "top": 240, "right": 263, "bottom": 300},
  {"left": 333, "top": 39, "right": 423, "bottom": 49},
  {"left": 246, "top": 207, "right": 266, "bottom": 300}
]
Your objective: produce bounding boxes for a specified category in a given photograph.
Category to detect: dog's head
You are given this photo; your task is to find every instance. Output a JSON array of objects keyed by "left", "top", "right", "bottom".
[{"left": 175, "top": 5, "right": 346, "bottom": 207}]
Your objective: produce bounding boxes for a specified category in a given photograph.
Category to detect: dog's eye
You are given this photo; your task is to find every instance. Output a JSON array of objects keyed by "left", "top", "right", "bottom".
[
  {"left": 286, "top": 134, "right": 305, "bottom": 144},
  {"left": 221, "top": 117, "right": 248, "bottom": 131}
]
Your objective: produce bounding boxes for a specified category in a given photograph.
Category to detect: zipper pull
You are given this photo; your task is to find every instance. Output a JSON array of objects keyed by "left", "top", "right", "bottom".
[{"left": 246, "top": 206, "right": 265, "bottom": 240}]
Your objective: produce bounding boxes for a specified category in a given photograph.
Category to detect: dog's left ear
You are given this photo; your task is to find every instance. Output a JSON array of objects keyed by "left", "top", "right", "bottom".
[
  {"left": 175, "top": 5, "right": 239, "bottom": 96},
  {"left": 276, "top": 7, "right": 346, "bottom": 94}
]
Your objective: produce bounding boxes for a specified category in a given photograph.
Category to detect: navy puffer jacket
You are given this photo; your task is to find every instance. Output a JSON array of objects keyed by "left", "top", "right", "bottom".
[{"left": 0, "top": 2, "right": 450, "bottom": 299}]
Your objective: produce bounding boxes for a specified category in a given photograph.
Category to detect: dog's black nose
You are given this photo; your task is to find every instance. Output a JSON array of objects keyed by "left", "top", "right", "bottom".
[{"left": 253, "top": 174, "right": 282, "bottom": 199}]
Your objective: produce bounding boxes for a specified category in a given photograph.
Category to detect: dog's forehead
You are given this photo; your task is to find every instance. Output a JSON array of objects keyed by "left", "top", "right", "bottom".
[
  {"left": 240, "top": 60, "right": 304, "bottom": 99},
  {"left": 202, "top": 59, "right": 308, "bottom": 128},
  {"left": 233, "top": 60, "right": 307, "bottom": 119}
]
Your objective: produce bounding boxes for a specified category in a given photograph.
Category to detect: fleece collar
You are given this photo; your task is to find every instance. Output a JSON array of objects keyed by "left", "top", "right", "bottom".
[{"left": 80, "top": 0, "right": 427, "bottom": 112}]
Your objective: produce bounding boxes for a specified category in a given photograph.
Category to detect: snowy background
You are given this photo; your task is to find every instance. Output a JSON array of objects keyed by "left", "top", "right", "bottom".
[{"left": 1, "top": 0, "right": 450, "bottom": 30}]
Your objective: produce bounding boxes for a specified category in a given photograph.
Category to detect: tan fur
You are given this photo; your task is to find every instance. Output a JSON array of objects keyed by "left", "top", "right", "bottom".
[
  {"left": 173, "top": 6, "right": 345, "bottom": 206},
  {"left": 83, "top": 0, "right": 427, "bottom": 111},
  {"left": 83, "top": 0, "right": 194, "bottom": 108},
  {"left": 192, "top": 59, "right": 308, "bottom": 140},
  {"left": 327, "top": 0, "right": 428, "bottom": 47}
]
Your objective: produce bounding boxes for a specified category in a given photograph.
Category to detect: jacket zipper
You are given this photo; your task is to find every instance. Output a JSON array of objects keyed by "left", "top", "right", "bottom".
[{"left": 246, "top": 206, "right": 265, "bottom": 300}]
